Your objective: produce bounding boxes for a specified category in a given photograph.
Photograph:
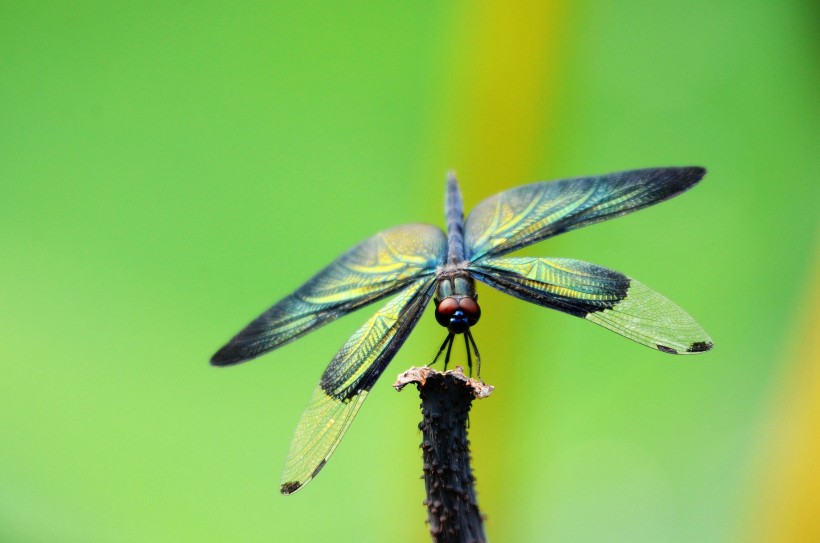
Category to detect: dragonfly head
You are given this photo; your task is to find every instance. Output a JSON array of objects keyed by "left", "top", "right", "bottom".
[{"left": 435, "top": 296, "right": 481, "bottom": 334}]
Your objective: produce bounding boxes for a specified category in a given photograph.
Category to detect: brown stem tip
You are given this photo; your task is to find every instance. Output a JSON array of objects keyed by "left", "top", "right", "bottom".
[
  {"left": 393, "top": 366, "right": 494, "bottom": 398},
  {"left": 394, "top": 366, "right": 493, "bottom": 543}
]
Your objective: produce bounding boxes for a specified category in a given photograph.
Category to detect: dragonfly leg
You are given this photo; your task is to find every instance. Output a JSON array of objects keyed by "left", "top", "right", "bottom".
[
  {"left": 466, "top": 330, "right": 481, "bottom": 378},
  {"left": 464, "top": 333, "right": 473, "bottom": 376},
  {"left": 430, "top": 333, "right": 454, "bottom": 368},
  {"left": 443, "top": 333, "right": 455, "bottom": 371}
]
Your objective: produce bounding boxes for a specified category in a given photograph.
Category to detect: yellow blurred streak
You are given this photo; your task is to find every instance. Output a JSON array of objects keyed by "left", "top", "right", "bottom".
[
  {"left": 743, "top": 248, "right": 820, "bottom": 542},
  {"left": 422, "top": 1, "right": 566, "bottom": 538},
  {"left": 426, "top": 1, "right": 564, "bottom": 187}
]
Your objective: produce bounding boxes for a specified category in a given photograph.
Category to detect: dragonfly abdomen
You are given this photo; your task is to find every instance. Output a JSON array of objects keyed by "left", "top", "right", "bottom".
[{"left": 445, "top": 172, "right": 467, "bottom": 264}]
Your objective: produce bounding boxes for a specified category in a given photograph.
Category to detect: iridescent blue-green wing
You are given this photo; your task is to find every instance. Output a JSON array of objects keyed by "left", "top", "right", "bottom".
[
  {"left": 279, "top": 277, "right": 436, "bottom": 494},
  {"left": 470, "top": 257, "right": 713, "bottom": 354},
  {"left": 465, "top": 167, "right": 706, "bottom": 261},
  {"left": 211, "top": 224, "right": 446, "bottom": 366}
]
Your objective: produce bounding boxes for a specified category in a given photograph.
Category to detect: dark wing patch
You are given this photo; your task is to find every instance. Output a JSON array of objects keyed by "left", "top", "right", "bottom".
[
  {"left": 470, "top": 257, "right": 630, "bottom": 317},
  {"left": 212, "top": 224, "right": 446, "bottom": 366},
  {"left": 465, "top": 167, "right": 706, "bottom": 261},
  {"left": 280, "top": 481, "right": 301, "bottom": 495},
  {"left": 470, "top": 257, "right": 713, "bottom": 355},
  {"left": 687, "top": 341, "right": 714, "bottom": 353}
]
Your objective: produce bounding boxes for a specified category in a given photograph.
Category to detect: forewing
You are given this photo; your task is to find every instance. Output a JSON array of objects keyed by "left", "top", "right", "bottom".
[
  {"left": 470, "top": 257, "right": 713, "bottom": 354},
  {"left": 465, "top": 167, "right": 706, "bottom": 261},
  {"left": 212, "top": 224, "right": 446, "bottom": 366},
  {"left": 279, "top": 277, "right": 436, "bottom": 494}
]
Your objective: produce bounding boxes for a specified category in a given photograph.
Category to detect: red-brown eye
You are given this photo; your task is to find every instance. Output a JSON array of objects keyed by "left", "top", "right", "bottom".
[
  {"left": 437, "top": 297, "right": 459, "bottom": 316},
  {"left": 435, "top": 297, "right": 459, "bottom": 327},
  {"left": 458, "top": 297, "right": 479, "bottom": 316}
]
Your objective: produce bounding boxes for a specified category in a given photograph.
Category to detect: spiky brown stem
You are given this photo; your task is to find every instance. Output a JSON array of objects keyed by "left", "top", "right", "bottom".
[{"left": 394, "top": 366, "right": 493, "bottom": 543}]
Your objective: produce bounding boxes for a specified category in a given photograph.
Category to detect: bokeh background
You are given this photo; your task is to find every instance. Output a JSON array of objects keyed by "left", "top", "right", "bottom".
[{"left": 2, "top": 1, "right": 818, "bottom": 542}]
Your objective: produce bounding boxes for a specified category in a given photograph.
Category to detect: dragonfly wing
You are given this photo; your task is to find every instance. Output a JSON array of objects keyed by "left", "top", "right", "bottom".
[
  {"left": 465, "top": 167, "right": 706, "bottom": 261},
  {"left": 280, "top": 277, "right": 436, "bottom": 494},
  {"left": 212, "top": 224, "right": 446, "bottom": 366},
  {"left": 470, "top": 257, "right": 713, "bottom": 354}
]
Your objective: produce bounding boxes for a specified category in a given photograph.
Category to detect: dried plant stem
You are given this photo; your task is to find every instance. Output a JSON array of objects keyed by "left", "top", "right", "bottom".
[{"left": 395, "top": 366, "right": 493, "bottom": 543}]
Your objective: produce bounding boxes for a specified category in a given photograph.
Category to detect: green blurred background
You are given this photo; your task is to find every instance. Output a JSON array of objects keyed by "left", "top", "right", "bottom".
[{"left": 2, "top": 1, "right": 818, "bottom": 542}]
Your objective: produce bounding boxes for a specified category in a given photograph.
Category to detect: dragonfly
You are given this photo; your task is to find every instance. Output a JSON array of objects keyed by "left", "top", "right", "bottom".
[{"left": 211, "top": 167, "right": 713, "bottom": 494}]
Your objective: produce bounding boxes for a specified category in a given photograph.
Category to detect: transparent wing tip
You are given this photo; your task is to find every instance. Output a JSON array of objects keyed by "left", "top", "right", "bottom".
[{"left": 280, "top": 457, "right": 330, "bottom": 495}]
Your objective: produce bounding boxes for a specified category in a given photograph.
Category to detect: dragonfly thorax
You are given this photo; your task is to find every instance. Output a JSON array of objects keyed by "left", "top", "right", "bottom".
[{"left": 434, "top": 270, "right": 481, "bottom": 334}]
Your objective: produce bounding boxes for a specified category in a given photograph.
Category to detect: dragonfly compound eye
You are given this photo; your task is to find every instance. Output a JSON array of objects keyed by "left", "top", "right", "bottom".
[
  {"left": 458, "top": 297, "right": 481, "bottom": 326},
  {"left": 435, "top": 297, "right": 459, "bottom": 328},
  {"left": 435, "top": 296, "right": 480, "bottom": 333}
]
